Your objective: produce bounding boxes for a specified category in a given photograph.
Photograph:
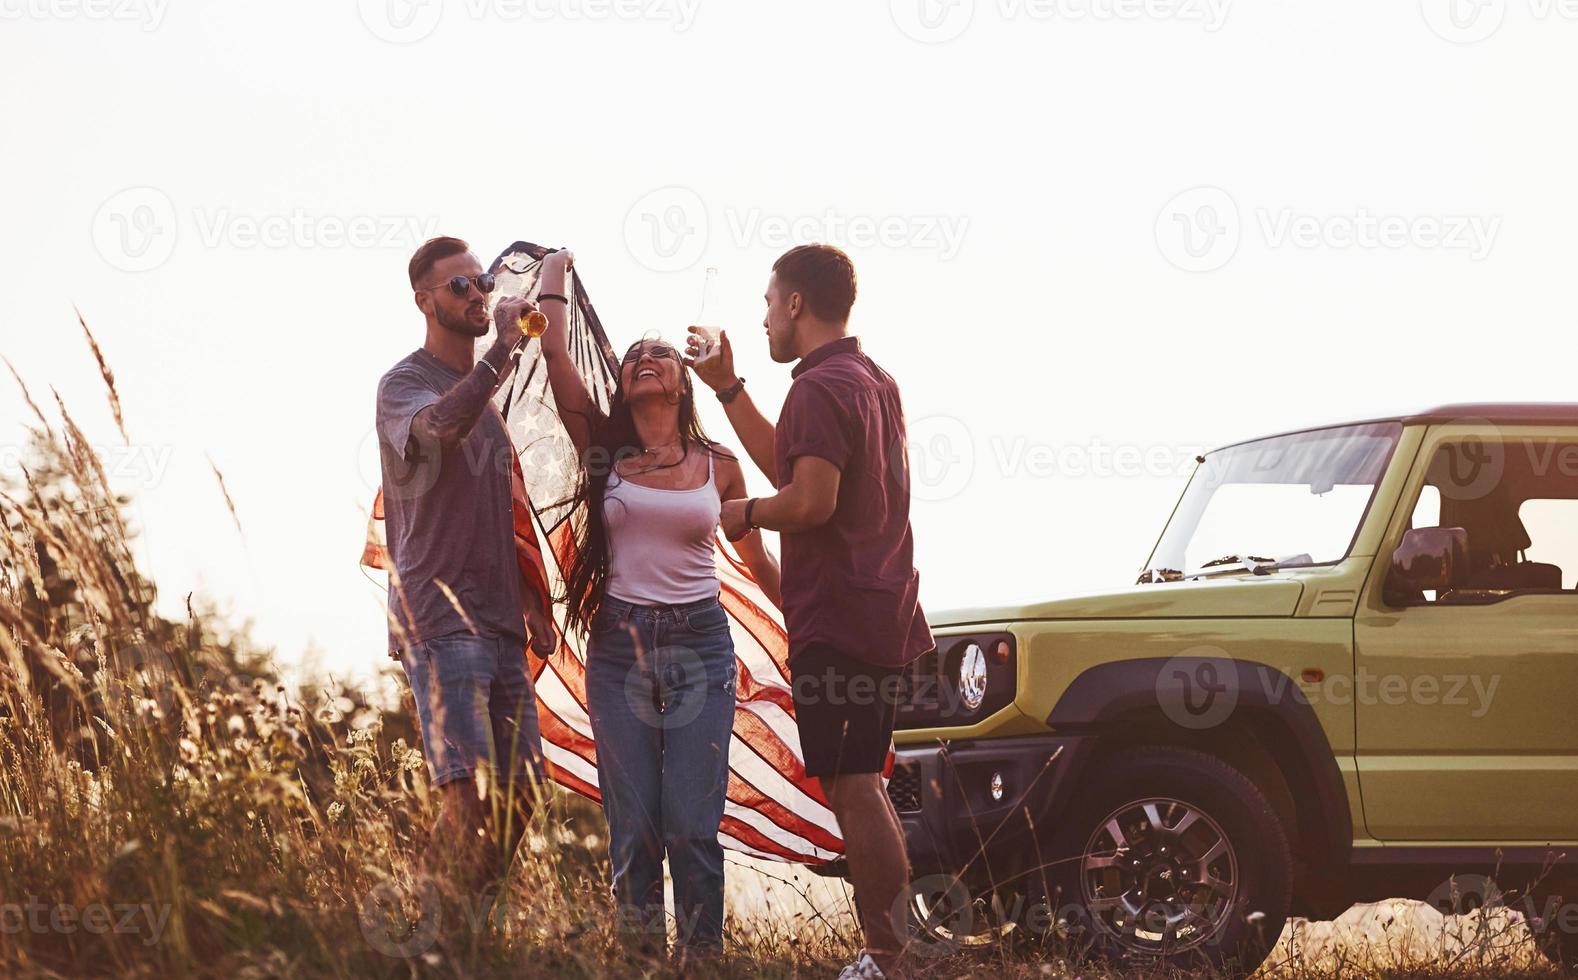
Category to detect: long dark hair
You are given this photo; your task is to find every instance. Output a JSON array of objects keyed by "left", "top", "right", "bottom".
[{"left": 560, "top": 338, "right": 725, "bottom": 636}]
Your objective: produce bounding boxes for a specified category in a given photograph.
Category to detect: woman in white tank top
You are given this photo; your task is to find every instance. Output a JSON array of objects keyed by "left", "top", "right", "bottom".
[{"left": 534, "top": 250, "right": 781, "bottom": 958}]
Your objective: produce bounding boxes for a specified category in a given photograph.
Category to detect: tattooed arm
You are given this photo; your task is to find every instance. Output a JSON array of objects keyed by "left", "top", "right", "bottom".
[{"left": 409, "top": 296, "right": 534, "bottom": 450}]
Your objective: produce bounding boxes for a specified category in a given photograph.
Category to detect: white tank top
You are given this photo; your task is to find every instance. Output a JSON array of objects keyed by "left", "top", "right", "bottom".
[{"left": 603, "top": 450, "right": 721, "bottom": 606}]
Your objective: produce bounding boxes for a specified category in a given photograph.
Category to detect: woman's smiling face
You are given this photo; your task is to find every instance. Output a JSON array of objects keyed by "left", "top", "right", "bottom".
[{"left": 619, "top": 339, "right": 683, "bottom": 399}]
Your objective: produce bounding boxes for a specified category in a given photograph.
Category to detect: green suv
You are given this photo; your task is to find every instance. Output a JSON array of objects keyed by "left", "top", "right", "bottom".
[{"left": 888, "top": 404, "right": 1578, "bottom": 974}]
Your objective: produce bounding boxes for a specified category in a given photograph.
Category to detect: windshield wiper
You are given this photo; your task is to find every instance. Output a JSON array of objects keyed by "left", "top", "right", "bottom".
[
  {"left": 1136, "top": 568, "right": 1184, "bottom": 584},
  {"left": 1196, "top": 554, "right": 1282, "bottom": 577},
  {"left": 1200, "top": 554, "right": 1277, "bottom": 569},
  {"left": 1140, "top": 555, "right": 1296, "bottom": 584}
]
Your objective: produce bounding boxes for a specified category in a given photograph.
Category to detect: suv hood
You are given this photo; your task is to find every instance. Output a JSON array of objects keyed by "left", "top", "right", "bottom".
[{"left": 932, "top": 576, "right": 1304, "bottom": 627}]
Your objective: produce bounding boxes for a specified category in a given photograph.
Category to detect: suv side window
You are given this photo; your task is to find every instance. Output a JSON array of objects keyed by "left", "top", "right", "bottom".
[
  {"left": 1402, "top": 438, "right": 1578, "bottom": 604},
  {"left": 1519, "top": 499, "right": 1578, "bottom": 590},
  {"left": 1410, "top": 485, "right": 1440, "bottom": 529}
]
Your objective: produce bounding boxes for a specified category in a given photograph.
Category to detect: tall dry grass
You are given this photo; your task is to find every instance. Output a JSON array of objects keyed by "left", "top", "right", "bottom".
[{"left": 0, "top": 327, "right": 1568, "bottom": 979}]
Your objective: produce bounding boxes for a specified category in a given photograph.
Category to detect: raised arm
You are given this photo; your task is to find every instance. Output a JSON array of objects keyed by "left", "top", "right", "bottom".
[
  {"left": 536, "top": 250, "right": 601, "bottom": 458},
  {"left": 409, "top": 297, "right": 529, "bottom": 450},
  {"left": 685, "top": 328, "right": 778, "bottom": 484}
]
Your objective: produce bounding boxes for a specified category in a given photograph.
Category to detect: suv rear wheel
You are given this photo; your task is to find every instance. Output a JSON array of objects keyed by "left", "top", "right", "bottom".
[{"left": 1043, "top": 746, "right": 1292, "bottom": 977}]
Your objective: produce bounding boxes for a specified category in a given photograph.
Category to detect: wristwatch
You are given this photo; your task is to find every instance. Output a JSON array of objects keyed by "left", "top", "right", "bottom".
[{"left": 717, "top": 377, "right": 746, "bottom": 404}]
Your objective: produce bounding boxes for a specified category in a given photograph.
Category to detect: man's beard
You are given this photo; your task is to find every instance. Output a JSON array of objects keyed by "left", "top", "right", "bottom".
[
  {"left": 437, "top": 304, "right": 489, "bottom": 338},
  {"left": 768, "top": 326, "right": 795, "bottom": 363}
]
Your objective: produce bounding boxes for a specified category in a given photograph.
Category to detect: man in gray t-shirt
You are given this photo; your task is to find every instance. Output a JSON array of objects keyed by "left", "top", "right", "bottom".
[
  {"left": 375, "top": 235, "right": 549, "bottom": 903},
  {"left": 377, "top": 347, "right": 522, "bottom": 652}
]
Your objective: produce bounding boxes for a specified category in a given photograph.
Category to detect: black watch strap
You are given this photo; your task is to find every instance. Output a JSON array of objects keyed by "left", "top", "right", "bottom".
[{"left": 717, "top": 377, "right": 746, "bottom": 404}]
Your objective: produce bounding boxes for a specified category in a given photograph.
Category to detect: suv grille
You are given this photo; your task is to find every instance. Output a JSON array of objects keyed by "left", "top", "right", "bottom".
[{"left": 887, "top": 763, "right": 922, "bottom": 813}]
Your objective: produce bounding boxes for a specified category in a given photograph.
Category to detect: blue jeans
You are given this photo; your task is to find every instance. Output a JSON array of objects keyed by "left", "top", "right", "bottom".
[
  {"left": 399, "top": 631, "right": 545, "bottom": 791},
  {"left": 585, "top": 594, "right": 737, "bottom": 951}
]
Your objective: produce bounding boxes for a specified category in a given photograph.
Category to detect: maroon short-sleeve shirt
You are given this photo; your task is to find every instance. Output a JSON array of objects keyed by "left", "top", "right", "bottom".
[{"left": 774, "top": 337, "right": 934, "bottom": 667}]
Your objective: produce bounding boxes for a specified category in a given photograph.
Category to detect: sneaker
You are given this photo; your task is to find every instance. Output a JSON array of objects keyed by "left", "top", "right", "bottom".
[{"left": 836, "top": 950, "right": 887, "bottom": 980}]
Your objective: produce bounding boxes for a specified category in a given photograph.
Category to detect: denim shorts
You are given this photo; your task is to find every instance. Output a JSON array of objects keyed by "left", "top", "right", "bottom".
[{"left": 399, "top": 631, "right": 545, "bottom": 790}]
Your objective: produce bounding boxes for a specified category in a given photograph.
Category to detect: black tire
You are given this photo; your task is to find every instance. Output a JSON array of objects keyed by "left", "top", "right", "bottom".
[
  {"left": 1040, "top": 746, "right": 1292, "bottom": 978},
  {"left": 1541, "top": 932, "right": 1578, "bottom": 973},
  {"left": 1531, "top": 879, "right": 1578, "bottom": 972}
]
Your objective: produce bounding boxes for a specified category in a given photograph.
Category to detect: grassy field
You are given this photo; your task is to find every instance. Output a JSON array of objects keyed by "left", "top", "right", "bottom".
[{"left": 0, "top": 341, "right": 1569, "bottom": 979}]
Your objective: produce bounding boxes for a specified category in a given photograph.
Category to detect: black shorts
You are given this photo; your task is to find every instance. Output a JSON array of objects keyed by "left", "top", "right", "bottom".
[{"left": 790, "top": 643, "right": 903, "bottom": 778}]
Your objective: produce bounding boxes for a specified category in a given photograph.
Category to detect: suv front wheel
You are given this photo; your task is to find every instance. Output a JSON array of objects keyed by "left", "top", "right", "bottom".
[{"left": 1044, "top": 746, "right": 1292, "bottom": 977}]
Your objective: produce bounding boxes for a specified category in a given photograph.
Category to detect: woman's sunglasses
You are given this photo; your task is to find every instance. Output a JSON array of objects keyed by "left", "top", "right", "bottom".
[
  {"left": 621, "top": 344, "right": 679, "bottom": 365},
  {"left": 419, "top": 273, "right": 497, "bottom": 297}
]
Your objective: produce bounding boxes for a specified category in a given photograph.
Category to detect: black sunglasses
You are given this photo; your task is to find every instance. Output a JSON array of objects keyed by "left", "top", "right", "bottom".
[
  {"left": 419, "top": 273, "right": 497, "bottom": 297},
  {"left": 622, "top": 343, "right": 679, "bottom": 365}
]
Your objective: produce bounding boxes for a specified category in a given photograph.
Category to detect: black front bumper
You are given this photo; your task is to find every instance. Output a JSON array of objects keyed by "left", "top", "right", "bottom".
[{"left": 889, "top": 733, "right": 1095, "bottom": 876}]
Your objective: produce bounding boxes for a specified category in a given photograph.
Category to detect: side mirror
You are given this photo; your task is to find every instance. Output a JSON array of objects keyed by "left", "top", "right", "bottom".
[{"left": 1385, "top": 527, "right": 1469, "bottom": 603}]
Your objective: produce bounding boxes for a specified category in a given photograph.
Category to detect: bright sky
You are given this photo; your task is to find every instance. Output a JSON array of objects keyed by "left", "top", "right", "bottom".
[{"left": 3, "top": 0, "right": 1576, "bottom": 683}]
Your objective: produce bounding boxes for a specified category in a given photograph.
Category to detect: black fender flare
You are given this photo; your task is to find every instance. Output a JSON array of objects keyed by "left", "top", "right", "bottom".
[{"left": 1046, "top": 656, "right": 1352, "bottom": 868}]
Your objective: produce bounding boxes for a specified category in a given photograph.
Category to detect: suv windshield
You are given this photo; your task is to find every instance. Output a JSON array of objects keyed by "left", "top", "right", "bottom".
[{"left": 1142, "top": 422, "right": 1403, "bottom": 581}]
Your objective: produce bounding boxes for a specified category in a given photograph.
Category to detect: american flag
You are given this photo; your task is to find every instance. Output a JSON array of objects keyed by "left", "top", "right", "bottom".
[{"left": 364, "top": 241, "right": 865, "bottom": 865}]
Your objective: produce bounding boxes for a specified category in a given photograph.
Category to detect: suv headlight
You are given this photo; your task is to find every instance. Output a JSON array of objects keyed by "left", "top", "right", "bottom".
[
  {"left": 896, "top": 633, "right": 1017, "bottom": 730},
  {"left": 957, "top": 642, "right": 988, "bottom": 711}
]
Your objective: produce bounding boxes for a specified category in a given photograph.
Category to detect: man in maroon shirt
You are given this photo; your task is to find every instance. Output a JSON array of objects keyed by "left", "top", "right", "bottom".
[{"left": 686, "top": 244, "right": 932, "bottom": 980}]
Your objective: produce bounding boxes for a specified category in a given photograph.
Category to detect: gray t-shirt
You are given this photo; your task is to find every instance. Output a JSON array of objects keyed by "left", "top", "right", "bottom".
[{"left": 376, "top": 348, "right": 523, "bottom": 653}]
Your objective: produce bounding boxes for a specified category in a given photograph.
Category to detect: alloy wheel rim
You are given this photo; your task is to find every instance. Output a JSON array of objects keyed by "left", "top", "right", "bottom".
[{"left": 1079, "top": 796, "right": 1239, "bottom": 955}]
